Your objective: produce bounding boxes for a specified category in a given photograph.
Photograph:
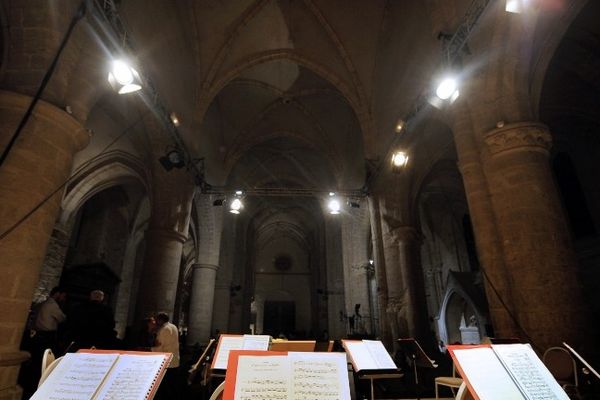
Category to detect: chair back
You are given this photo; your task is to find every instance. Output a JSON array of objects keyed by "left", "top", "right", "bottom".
[
  {"left": 543, "top": 347, "right": 578, "bottom": 387},
  {"left": 40, "top": 348, "right": 55, "bottom": 377},
  {"left": 208, "top": 381, "right": 225, "bottom": 400}
]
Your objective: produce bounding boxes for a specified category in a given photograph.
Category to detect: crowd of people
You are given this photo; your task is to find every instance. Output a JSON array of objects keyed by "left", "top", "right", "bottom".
[{"left": 19, "top": 287, "right": 182, "bottom": 400}]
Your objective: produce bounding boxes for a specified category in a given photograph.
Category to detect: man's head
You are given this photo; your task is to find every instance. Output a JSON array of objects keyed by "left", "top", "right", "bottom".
[
  {"left": 155, "top": 312, "right": 169, "bottom": 325},
  {"left": 50, "top": 287, "right": 67, "bottom": 303},
  {"left": 90, "top": 289, "right": 105, "bottom": 303}
]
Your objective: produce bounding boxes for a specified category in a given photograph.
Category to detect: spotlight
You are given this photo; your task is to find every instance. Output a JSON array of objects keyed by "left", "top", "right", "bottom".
[
  {"left": 159, "top": 149, "right": 185, "bottom": 171},
  {"left": 436, "top": 77, "right": 459, "bottom": 100},
  {"left": 505, "top": 0, "right": 526, "bottom": 13},
  {"left": 327, "top": 198, "right": 341, "bottom": 215},
  {"left": 395, "top": 119, "right": 405, "bottom": 133},
  {"left": 391, "top": 151, "right": 409, "bottom": 168},
  {"left": 108, "top": 60, "right": 142, "bottom": 94},
  {"left": 229, "top": 198, "right": 243, "bottom": 214},
  {"left": 213, "top": 199, "right": 225, "bottom": 206},
  {"left": 348, "top": 200, "right": 360, "bottom": 208},
  {"left": 170, "top": 112, "right": 180, "bottom": 127},
  {"left": 369, "top": 259, "right": 374, "bottom": 265}
]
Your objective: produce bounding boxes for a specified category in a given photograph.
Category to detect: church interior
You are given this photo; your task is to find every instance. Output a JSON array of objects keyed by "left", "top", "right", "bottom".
[{"left": 1, "top": 0, "right": 599, "bottom": 398}]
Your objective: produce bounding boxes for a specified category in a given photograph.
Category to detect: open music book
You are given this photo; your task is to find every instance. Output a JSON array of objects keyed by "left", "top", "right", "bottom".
[
  {"left": 223, "top": 350, "right": 351, "bottom": 400},
  {"left": 341, "top": 339, "right": 398, "bottom": 372},
  {"left": 448, "top": 343, "right": 569, "bottom": 400},
  {"left": 31, "top": 350, "right": 172, "bottom": 400},
  {"left": 211, "top": 334, "right": 272, "bottom": 370}
]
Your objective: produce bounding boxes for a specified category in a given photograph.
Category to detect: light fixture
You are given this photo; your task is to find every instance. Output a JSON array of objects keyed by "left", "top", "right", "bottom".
[
  {"left": 436, "top": 76, "right": 459, "bottom": 100},
  {"left": 229, "top": 198, "right": 243, "bottom": 214},
  {"left": 159, "top": 149, "right": 185, "bottom": 171},
  {"left": 369, "top": 259, "right": 374, "bottom": 265},
  {"left": 170, "top": 112, "right": 180, "bottom": 127},
  {"left": 391, "top": 151, "right": 409, "bottom": 168},
  {"left": 327, "top": 197, "right": 341, "bottom": 215},
  {"left": 505, "top": 0, "right": 526, "bottom": 13},
  {"left": 235, "top": 190, "right": 243, "bottom": 195},
  {"left": 395, "top": 119, "right": 405, "bottom": 133},
  {"left": 108, "top": 59, "right": 142, "bottom": 94}
]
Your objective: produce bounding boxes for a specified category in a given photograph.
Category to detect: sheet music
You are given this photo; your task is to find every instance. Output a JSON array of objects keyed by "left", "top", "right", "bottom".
[
  {"left": 343, "top": 341, "right": 378, "bottom": 370},
  {"left": 452, "top": 347, "right": 525, "bottom": 400},
  {"left": 363, "top": 340, "right": 397, "bottom": 369},
  {"left": 289, "top": 352, "right": 351, "bottom": 400},
  {"left": 242, "top": 334, "right": 271, "bottom": 350},
  {"left": 493, "top": 344, "right": 569, "bottom": 400},
  {"left": 31, "top": 353, "right": 119, "bottom": 400},
  {"left": 233, "top": 355, "right": 290, "bottom": 400},
  {"left": 213, "top": 336, "right": 245, "bottom": 369},
  {"left": 94, "top": 354, "right": 168, "bottom": 400}
]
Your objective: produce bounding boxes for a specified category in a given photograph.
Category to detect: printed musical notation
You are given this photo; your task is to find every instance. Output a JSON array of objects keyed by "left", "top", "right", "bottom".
[
  {"left": 30, "top": 351, "right": 172, "bottom": 400},
  {"left": 231, "top": 352, "right": 350, "bottom": 400}
]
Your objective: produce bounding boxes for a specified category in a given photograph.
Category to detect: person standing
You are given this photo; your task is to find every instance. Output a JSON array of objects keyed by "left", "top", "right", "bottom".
[
  {"left": 34, "top": 286, "right": 67, "bottom": 354},
  {"left": 151, "top": 312, "right": 180, "bottom": 399}
]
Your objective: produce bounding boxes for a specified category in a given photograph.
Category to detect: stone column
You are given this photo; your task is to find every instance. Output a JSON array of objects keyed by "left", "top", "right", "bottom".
[
  {"left": 382, "top": 226, "right": 427, "bottom": 340},
  {"left": 0, "top": 91, "right": 89, "bottom": 400},
  {"left": 187, "top": 264, "right": 218, "bottom": 345},
  {"left": 135, "top": 153, "right": 195, "bottom": 320},
  {"left": 452, "top": 109, "right": 517, "bottom": 337},
  {"left": 483, "top": 122, "right": 589, "bottom": 349},
  {"left": 341, "top": 204, "right": 372, "bottom": 334}
]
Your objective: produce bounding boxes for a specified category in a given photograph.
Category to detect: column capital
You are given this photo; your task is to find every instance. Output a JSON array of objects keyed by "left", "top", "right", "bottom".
[
  {"left": 146, "top": 228, "right": 188, "bottom": 243},
  {"left": 484, "top": 122, "right": 552, "bottom": 156},
  {"left": 192, "top": 263, "right": 219, "bottom": 272}
]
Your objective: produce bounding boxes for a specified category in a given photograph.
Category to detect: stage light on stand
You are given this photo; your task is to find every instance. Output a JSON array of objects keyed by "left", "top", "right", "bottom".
[{"left": 108, "top": 60, "right": 142, "bottom": 94}]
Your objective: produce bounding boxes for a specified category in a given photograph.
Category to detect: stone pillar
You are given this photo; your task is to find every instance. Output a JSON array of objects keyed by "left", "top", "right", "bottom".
[
  {"left": 452, "top": 109, "right": 517, "bottom": 337},
  {"left": 187, "top": 264, "right": 218, "bottom": 345},
  {"left": 135, "top": 147, "right": 195, "bottom": 319},
  {"left": 0, "top": 91, "right": 89, "bottom": 399},
  {"left": 483, "top": 122, "right": 590, "bottom": 349},
  {"left": 341, "top": 204, "right": 371, "bottom": 334},
  {"left": 136, "top": 228, "right": 189, "bottom": 318},
  {"left": 382, "top": 226, "right": 427, "bottom": 341}
]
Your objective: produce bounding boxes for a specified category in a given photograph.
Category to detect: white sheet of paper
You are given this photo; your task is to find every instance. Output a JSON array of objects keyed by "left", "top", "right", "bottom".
[
  {"left": 492, "top": 344, "right": 569, "bottom": 400},
  {"left": 94, "top": 354, "right": 168, "bottom": 400},
  {"left": 242, "top": 334, "right": 271, "bottom": 350},
  {"left": 344, "top": 341, "right": 378, "bottom": 371},
  {"left": 31, "top": 353, "right": 119, "bottom": 400},
  {"left": 289, "top": 352, "right": 351, "bottom": 400},
  {"left": 363, "top": 340, "right": 397, "bottom": 369},
  {"left": 234, "top": 355, "right": 289, "bottom": 400},
  {"left": 453, "top": 347, "right": 525, "bottom": 400},
  {"left": 213, "top": 336, "right": 245, "bottom": 369}
]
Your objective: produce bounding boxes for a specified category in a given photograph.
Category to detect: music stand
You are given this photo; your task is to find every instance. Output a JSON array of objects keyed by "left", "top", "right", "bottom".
[
  {"left": 397, "top": 338, "right": 437, "bottom": 400},
  {"left": 563, "top": 342, "right": 600, "bottom": 380}
]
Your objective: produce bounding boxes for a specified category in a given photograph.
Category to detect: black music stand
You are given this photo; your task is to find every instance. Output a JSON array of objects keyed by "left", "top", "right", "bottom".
[{"left": 397, "top": 338, "right": 437, "bottom": 400}]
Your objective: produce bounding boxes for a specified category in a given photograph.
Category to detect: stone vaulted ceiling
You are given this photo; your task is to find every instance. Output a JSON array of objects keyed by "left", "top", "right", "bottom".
[{"left": 120, "top": 0, "right": 445, "bottom": 190}]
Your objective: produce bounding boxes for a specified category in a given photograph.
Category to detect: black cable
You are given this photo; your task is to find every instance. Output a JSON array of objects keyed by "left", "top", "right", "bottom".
[
  {"left": 0, "top": 115, "right": 143, "bottom": 242},
  {"left": 0, "top": 0, "right": 87, "bottom": 167}
]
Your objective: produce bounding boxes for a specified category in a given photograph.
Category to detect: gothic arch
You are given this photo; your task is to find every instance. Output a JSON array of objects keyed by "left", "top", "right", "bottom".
[{"left": 60, "top": 151, "right": 150, "bottom": 226}]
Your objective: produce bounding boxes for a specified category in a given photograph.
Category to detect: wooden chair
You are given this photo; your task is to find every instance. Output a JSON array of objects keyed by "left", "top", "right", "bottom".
[
  {"left": 435, "top": 364, "right": 463, "bottom": 399},
  {"left": 38, "top": 356, "right": 63, "bottom": 387},
  {"left": 454, "top": 382, "right": 474, "bottom": 400},
  {"left": 208, "top": 381, "right": 225, "bottom": 400},
  {"left": 40, "top": 348, "right": 55, "bottom": 378}
]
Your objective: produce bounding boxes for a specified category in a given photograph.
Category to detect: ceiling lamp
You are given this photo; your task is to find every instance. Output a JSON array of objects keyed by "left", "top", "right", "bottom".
[
  {"left": 395, "top": 119, "right": 405, "bottom": 133},
  {"left": 391, "top": 151, "right": 409, "bottom": 168},
  {"left": 108, "top": 59, "right": 142, "bottom": 94},
  {"left": 229, "top": 198, "right": 243, "bottom": 214},
  {"left": 328, "top": 198, "right": 341, "bottom": 215}
]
